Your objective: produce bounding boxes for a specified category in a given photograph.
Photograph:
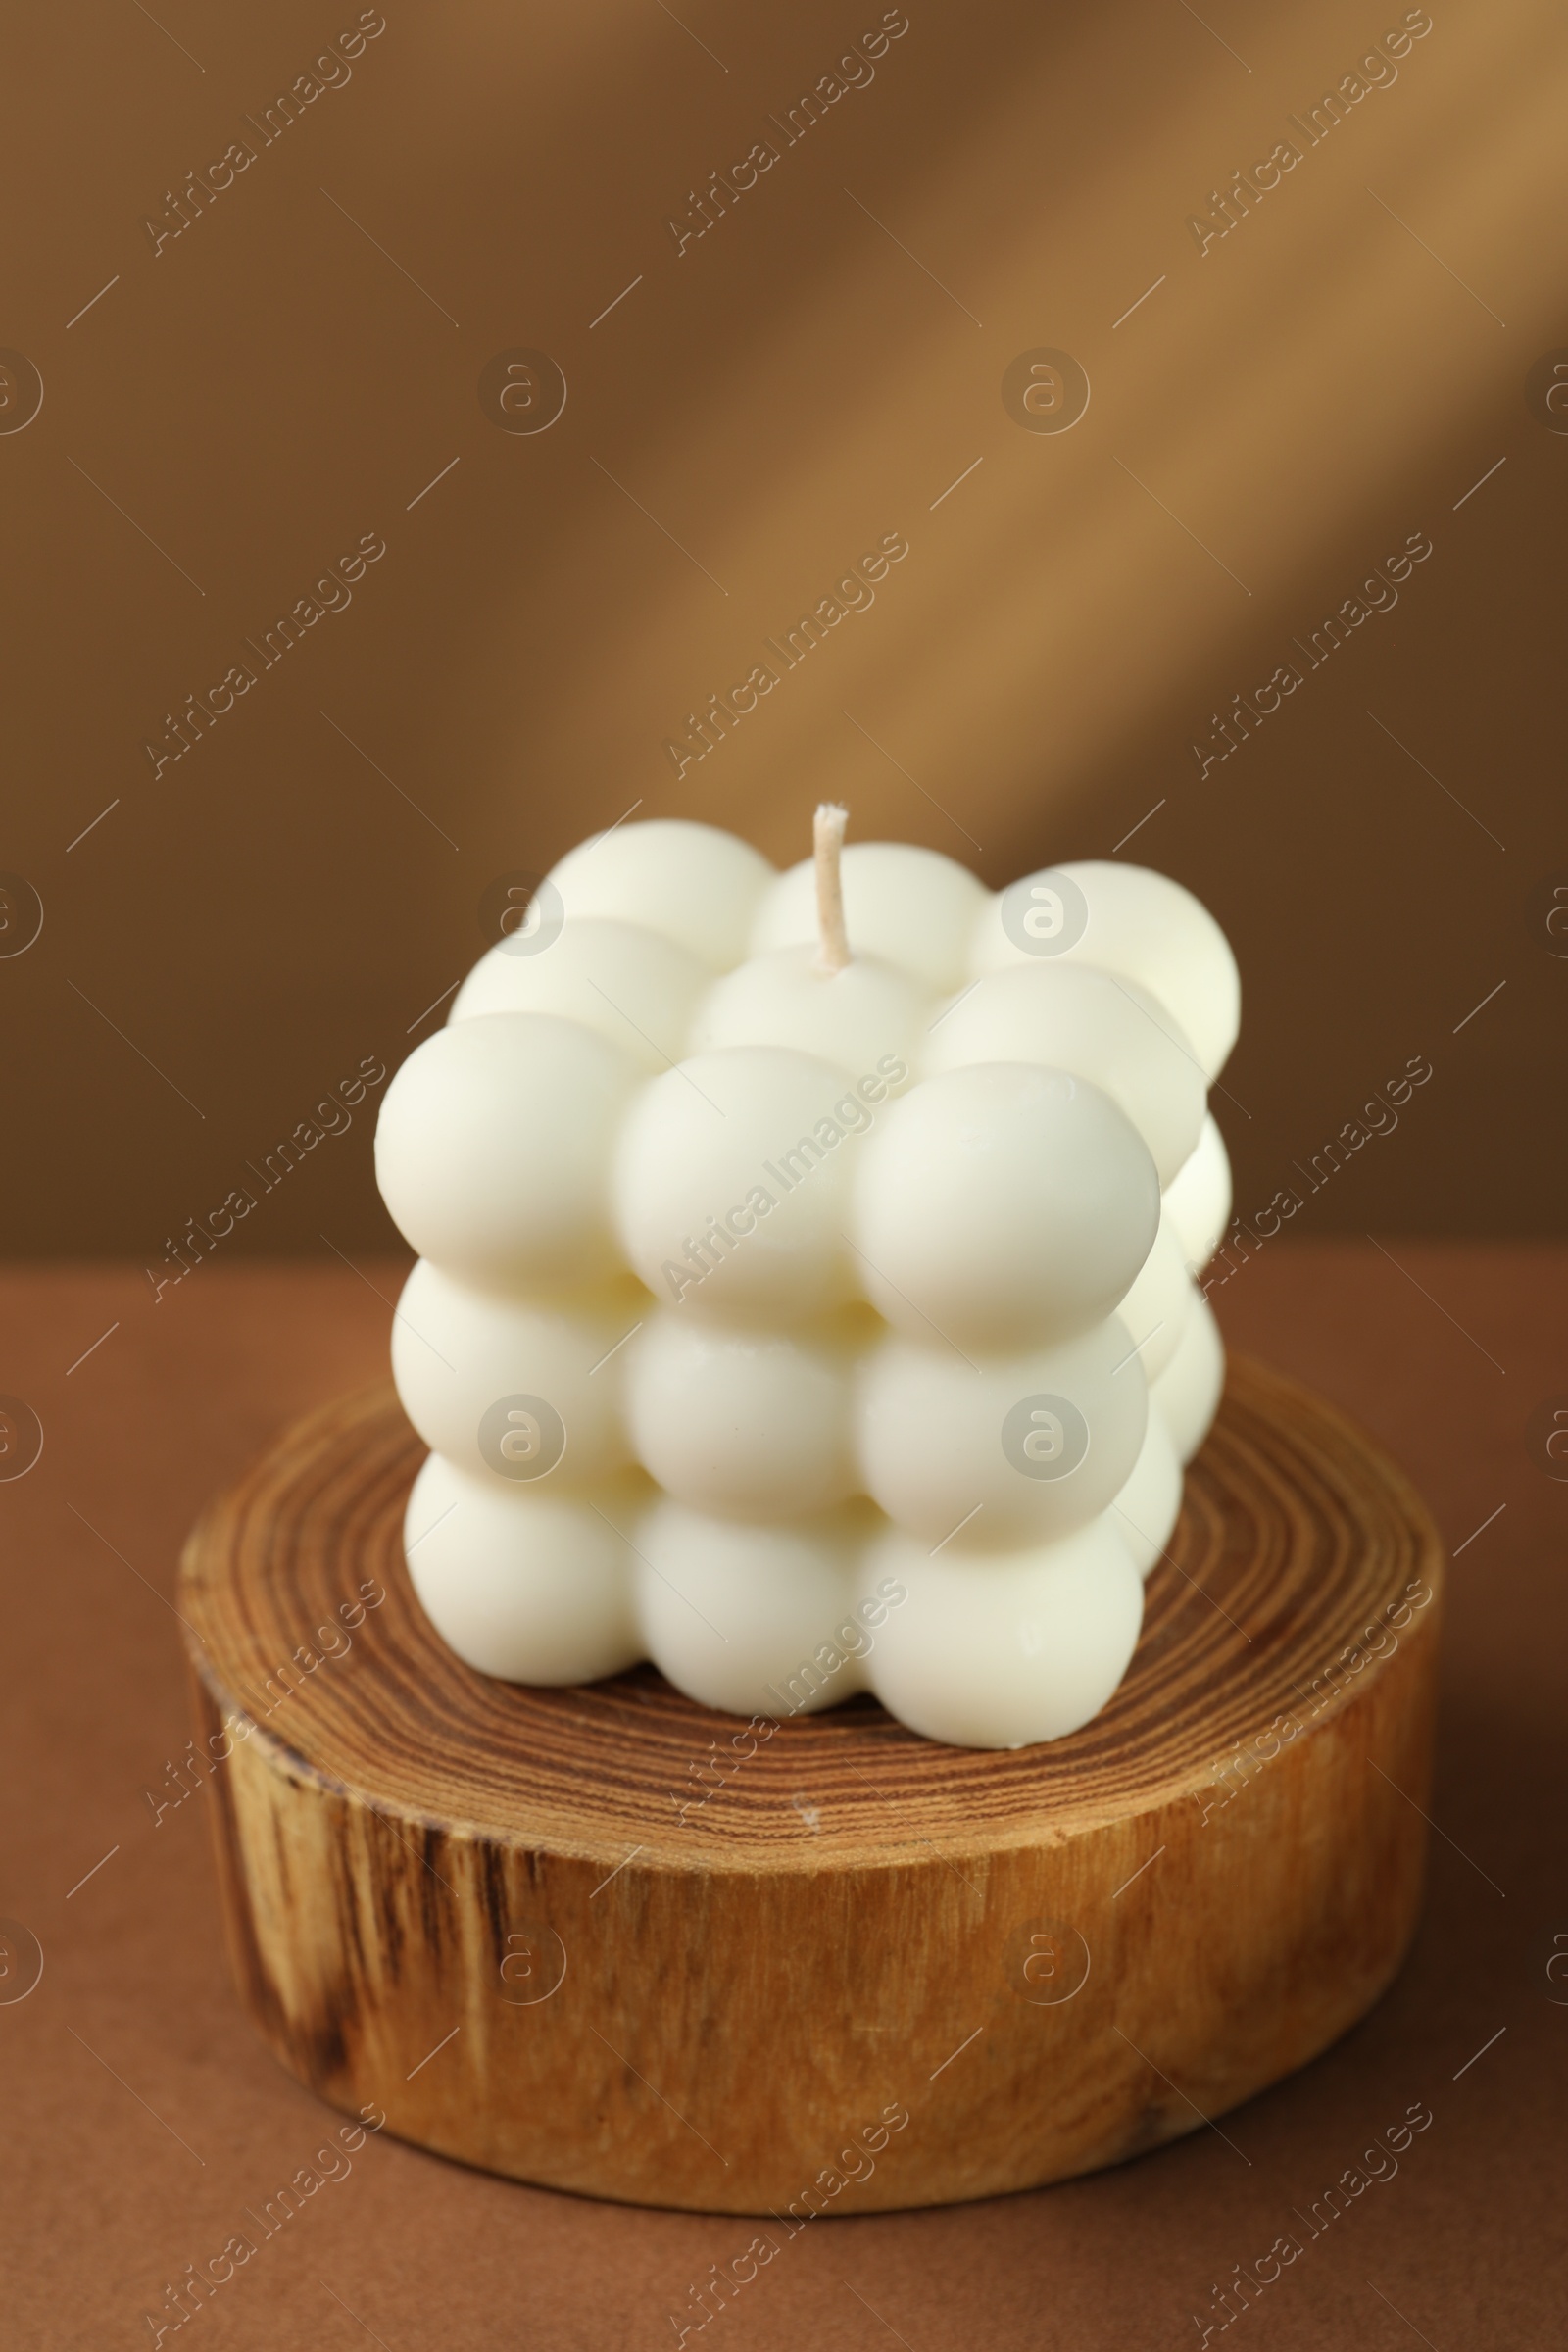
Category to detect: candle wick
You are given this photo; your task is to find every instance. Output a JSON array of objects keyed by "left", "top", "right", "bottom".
[{"left": 813, "top": 802, "right": 852, "bottom": 974}]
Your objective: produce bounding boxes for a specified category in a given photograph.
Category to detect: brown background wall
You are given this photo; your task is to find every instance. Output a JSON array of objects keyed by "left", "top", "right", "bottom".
[{"left": 3, "top": 0, "right": 1563, "bottom": 1272}]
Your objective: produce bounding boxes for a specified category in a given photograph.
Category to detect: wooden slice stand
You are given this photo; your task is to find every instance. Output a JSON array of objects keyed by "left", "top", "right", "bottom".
[{"left": 180, "top": 1359, "right": 1444, "bottom": 2215}]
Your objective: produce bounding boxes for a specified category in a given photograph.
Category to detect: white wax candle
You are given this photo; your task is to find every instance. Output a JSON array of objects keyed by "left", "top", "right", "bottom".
[{"left": 375, "top": 809, "right": 1241, "bottom": 1749}]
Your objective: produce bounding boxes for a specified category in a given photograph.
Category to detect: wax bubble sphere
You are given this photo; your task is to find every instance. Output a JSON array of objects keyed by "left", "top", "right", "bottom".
[
  {"left": 972, "top": 859, "right": 1240, "bottom": 1081},
  {"left": 850, "top": 1063, "right": 1159, "bottom": 1352},
  {"left": 375, "top": 815, "right": 1241, "bottom": 1749}
]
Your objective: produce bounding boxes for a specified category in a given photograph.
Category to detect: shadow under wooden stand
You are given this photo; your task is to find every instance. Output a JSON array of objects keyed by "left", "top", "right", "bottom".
[{"left": 180, "top": 1357, "right": 1444, "bottom": 2214}]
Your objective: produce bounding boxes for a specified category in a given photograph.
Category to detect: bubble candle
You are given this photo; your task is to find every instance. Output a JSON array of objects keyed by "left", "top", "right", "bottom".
[{"left": 374, "top": 809, "right": 1239, "bottom": 1747}]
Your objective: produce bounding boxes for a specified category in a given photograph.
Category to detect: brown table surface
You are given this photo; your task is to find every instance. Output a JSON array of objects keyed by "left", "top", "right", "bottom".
[{"left": 2, "top": 1246, "right": 1563, "bottom": 2349}]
